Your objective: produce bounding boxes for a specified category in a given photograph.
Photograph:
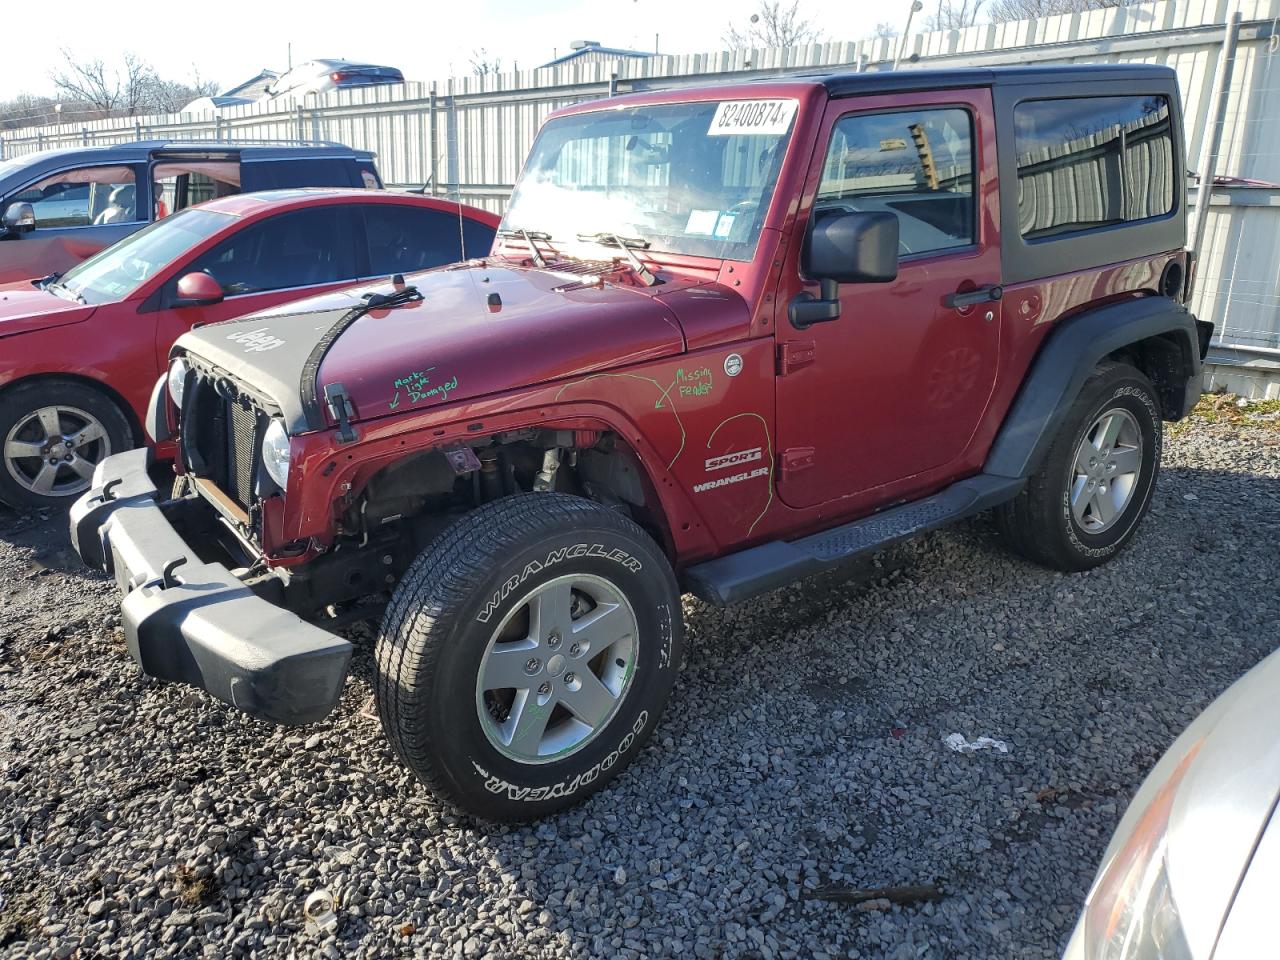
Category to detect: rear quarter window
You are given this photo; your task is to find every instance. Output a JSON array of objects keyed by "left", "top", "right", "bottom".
[
  {"left": 362, "top": 204, "right": 495, "bottom": 276},
  {"left": 1014, "top": 95, "right": 1175, "bottom": 240},
  {"left": 240, "top": 158, "right": 359, "bottom": 190}
]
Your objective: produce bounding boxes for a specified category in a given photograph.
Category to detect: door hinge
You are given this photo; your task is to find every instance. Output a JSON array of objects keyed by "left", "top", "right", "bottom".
[
  {"left": 777, "top": 340, "right": 816, "bottom": 376},
  {"left": 780, "top": 446, "right": 816, "bottom": 481},
  {"left": 324, "top": 383, "right": 358, "bottom": 444}
]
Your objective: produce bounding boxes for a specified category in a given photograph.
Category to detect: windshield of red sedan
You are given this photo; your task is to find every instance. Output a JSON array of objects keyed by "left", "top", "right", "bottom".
[
  {"left": 502, "top": 99, "right": 797, "bottom": 261},
  {"left": 58, "top": 208, "right": 234, "bottom": 305}
]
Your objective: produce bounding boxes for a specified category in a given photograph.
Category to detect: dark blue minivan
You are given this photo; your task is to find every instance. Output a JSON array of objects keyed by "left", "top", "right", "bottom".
[{"left": 0, "top": 140, "right": 381, "bottom": 283}]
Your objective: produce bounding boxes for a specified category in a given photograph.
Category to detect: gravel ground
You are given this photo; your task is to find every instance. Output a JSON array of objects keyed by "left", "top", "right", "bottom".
[{"left": 2, "top": 402, "right": 1279, "bottom": 960}]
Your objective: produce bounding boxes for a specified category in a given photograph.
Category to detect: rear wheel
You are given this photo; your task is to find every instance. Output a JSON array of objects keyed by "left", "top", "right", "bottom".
[
  {"left": 0, "top": 380, "right": 133, "bottom": 510},
  {"left": 375, "top": 493, "right": 683, "bottom": 821},
  {"left": 996, "top": 362, "right": 1161, "bottom": 571}
]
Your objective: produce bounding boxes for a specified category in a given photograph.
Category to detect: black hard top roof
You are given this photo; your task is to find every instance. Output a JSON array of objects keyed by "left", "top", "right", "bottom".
[{"left": 816, "top": 63, "right": 1177, "bottom": 98}]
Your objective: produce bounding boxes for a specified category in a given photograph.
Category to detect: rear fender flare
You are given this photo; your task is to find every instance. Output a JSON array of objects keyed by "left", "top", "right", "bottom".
[{"left": 985, "top": 296, "right": 1202, "bottom": 480}]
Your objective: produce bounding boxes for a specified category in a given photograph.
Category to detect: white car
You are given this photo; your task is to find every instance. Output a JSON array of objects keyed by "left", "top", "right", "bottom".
[
  {"left": 1064, "top": 648, "right": 1280, "bottom": 958},
  {"left": 265, "top": 60, "right": 405, "bottom": 100}
]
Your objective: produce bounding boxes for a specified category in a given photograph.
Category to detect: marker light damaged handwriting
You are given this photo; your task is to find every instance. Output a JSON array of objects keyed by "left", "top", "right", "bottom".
[{"left": 389, "top": 367, "right": 460, "bottom": 409}]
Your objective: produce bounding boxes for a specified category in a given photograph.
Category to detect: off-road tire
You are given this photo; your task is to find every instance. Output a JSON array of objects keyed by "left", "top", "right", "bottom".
[
  {"left": 375, "top": 493, "right": 683, "bottom": 821},
  {"left": 996, "top": 362, "right": 1162, "bottom": 571},
  {"left": 0, "top": 379, "right": 133, "bottom": 510}
]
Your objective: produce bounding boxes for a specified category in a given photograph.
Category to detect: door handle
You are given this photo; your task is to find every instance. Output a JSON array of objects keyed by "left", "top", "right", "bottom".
[{"left": 943, "top": 285, "right": 1002, "bottom": 309}]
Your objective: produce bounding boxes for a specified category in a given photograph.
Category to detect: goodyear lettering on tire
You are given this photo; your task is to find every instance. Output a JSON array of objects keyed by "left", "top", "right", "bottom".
[{"left": 471, "top": 711, "right": 650, "bottom": 801}]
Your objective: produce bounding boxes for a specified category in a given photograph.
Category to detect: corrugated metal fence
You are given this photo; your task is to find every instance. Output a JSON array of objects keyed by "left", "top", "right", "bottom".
[{"left": 2, "top": 0, "right": 1279, "bottom": 387}]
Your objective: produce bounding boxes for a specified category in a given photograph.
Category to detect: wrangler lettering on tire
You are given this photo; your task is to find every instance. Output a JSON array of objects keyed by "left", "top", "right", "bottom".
[{"left": 476, "top": 543, "right": 643, "bottom": 624}]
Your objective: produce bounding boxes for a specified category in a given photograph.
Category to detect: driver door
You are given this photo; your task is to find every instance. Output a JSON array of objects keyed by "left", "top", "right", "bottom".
[
  {"left": 774, "top": 89, "right": 1002, "bottom": 510},
  {"left": 0, "top": 164, "right": 146, "bottom": 284}
]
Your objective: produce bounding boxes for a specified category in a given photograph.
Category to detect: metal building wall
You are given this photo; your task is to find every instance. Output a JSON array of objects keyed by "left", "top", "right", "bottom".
[{"left": 1, "top": 0, "right": 1277, "bottom": 383}]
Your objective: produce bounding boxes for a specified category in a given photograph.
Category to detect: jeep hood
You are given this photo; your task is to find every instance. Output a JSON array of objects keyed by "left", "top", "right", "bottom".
[
  {"left": 174, "top": 263, "right": 690, "bottom": 434},
  {"left": 0, "top": 285, "right": 97, "bottom": 339}
]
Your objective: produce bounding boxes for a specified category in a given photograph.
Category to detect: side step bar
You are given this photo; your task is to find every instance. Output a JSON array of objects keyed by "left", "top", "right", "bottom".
[{"left": 683, "top": 474, "right": 1024, "bottom": 606}]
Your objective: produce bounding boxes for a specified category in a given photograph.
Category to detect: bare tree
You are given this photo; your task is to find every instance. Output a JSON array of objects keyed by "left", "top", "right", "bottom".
[
  {"left": 469, "top": 49, "right": 503, "bottom": 77},
  {"left": 987, "top": 0, "right": 1130, "bottom": 20},
  {"left": 46, "top": 51, "right": 216, "bottom": 120},
  {"left": 925, "top": 0, "right": 987, "bottom": 29},
  {"left": 872, "top": 21, "right": 901, "bottom": 39},
  {"left": 724, "top": 0, "right": 824, "bottom": 48},
  {"left": 50, "top": 50, "right": 156, "bottom": 117},
  {"left": 144, "top": 69, "right": 219, "bottom": 114},
  {"left": 0, "top": 93, "right": 62, "bottom": 129}
]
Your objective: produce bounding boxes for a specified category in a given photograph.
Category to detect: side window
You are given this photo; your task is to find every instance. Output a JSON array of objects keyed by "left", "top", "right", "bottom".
[
  {"left": 13, "top": 166, "right": 139, "bottom": 228},
  {"left": 241, "top": 159, "right": 355, "bottom": 191},
  {"left": 462, "top": 216, "right": 496, "bottom": 258},
  {"left": 817, "top": 108, "right": 975, "bottom": 258},
  {"left": 183, "top": 206, "right": 358, "bottom": 296},
  {"left": 152, "top": 161, "right": 242, "bottom": 219},
  {"left": 1014, "top": 96, "right": 1174, "bottom": 240},
  {"left": 363, "top": 205, "right": 471, "bottom": 276}
]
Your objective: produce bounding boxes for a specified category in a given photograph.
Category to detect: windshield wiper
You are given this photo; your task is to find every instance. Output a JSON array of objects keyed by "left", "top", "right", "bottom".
[
  {"left": 44, "top": 279, "right": 86, "bottom": 304},
  {"left": 497, "top": 228, "right": 550, "bottom": 268},
  {"left": 360, "top": 276, "right": 424, "bottom": 311},
  {"left": 576, "top": 232, "right": 659, "bottom": 286}
]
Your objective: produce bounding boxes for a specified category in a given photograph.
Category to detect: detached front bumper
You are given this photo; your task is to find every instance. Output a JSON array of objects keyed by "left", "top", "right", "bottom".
[{"left": 69, "top": 449, "right": 351, "bottom": 725}]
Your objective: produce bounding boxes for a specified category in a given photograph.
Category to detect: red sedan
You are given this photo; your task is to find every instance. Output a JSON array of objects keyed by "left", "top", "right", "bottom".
[{"left": 0, "top": 189, "right": 498, "bottom": 508}]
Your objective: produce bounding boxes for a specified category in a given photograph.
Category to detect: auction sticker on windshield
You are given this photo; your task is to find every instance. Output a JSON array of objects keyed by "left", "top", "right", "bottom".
[{"left": 708, "top": 100, "right": 797, "bottom": 136}]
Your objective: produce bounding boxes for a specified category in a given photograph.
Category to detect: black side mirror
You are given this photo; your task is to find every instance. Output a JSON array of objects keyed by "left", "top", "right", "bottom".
[
  {"left": 790, "top": 210, "right": 899, "bottom": 329},
  {"left": 2, "top": 201, "right": 36, "bottom": 235}
]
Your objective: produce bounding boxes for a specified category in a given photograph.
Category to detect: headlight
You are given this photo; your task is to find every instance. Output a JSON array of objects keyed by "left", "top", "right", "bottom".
[
  {"left": 168, "top": 357, "right": 190, "bottom": 407},
  {"left": 261, "top": 418, "right": 291, "bottom": 490},
  {"left": 1075, "top": 746, "right": 1200, "bottom": 960},
  {"left": 145, "top": 373, "right": 171, "bottom": 444}
]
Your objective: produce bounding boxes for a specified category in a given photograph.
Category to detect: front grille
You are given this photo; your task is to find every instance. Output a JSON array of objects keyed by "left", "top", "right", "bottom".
[
  {"left": 183, "top": 374, "right": 266, "bottom": 512},
  {"left": 225, "top": 400, "right": 261, "bottom": 507}
]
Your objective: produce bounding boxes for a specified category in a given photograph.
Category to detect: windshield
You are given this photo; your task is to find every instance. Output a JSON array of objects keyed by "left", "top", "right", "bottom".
[
  {"left": 58, "top": 208, "right": 233, "bottom": 305},
  {"left": 502, "top": 98, "right": 797, "bottom": 261}
]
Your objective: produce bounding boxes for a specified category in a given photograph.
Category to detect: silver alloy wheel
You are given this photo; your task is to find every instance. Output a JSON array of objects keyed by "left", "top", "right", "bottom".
[
  {"left": 476, "top": 573, "right": 639, "bottom": 765},
  {"left": 3, "top": 405, "right": 111, "bottom": 498},
  {"left": 1069, "top": 407, "right": 1143, "bottom": 534}
]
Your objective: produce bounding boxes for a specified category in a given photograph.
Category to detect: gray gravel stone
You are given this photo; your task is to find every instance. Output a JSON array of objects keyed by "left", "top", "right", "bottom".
[{"left": 1, "top": 412, "right": 1277, "bottom": 958}]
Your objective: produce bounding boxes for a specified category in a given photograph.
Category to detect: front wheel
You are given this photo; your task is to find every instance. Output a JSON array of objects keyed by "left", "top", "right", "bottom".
[
  {"left": 996, "top": 362, "right": 1162, "bottom": 571},
  {"left": 0, "top": 380, "right": 134, "bottom": 510},
  {"left": 375, "top": 493, "right": 683, "bottom": 821}
]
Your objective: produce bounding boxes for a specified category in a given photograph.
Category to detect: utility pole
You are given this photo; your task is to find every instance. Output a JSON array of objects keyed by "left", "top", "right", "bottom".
[
  {"left": 895, "top": 0, "right": 924, "bottom": 69},
  {"left": 1190, "top": 10, "right": 1242, "bottom": 257}
]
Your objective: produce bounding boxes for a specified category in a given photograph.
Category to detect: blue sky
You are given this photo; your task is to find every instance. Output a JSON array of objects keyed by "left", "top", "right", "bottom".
[{"left": 3, "top": 0, "right": 887, "bottom": 101}]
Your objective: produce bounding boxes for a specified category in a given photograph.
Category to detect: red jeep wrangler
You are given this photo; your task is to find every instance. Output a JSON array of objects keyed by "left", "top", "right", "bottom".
[{"left": 71, "top": 65, "right": 1212, "bottom": 820}]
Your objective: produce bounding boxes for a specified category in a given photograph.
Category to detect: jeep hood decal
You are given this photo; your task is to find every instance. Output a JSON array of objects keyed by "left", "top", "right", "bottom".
[{"left": 173, "top": 264, "right": 689, "bottom": 434}]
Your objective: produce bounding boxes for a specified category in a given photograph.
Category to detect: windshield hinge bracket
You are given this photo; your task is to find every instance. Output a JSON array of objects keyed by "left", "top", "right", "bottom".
[{"left": 324, "top": 383, "right": 358, "bottom": 444}]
